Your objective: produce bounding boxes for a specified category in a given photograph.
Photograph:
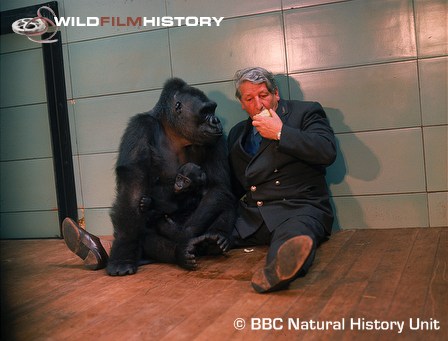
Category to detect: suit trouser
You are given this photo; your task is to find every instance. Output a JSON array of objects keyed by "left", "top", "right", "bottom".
[{"left": 232, "top": 215, "right": 328, "bottom": 276}]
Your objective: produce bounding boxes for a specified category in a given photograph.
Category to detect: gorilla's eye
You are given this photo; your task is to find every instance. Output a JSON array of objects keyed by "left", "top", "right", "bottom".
[{"left": 175, "top": 101, "right": 182, "bottom": 113}]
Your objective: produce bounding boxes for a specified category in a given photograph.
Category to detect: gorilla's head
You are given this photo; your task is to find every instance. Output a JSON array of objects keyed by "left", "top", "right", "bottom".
[{"left": 156, "top": 78, "right": 223, "bottom": 145}]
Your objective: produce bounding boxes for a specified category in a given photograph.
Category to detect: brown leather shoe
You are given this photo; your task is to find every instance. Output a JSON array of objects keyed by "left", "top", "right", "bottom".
[
  {"left": 62, "top": 217, "right": 108, "bottom": 270},
  {"left": 251, "top": 235, "right": 313, "bottom": 293}
]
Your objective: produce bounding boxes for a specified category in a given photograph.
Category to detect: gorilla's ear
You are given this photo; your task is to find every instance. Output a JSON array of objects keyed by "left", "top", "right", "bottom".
[
  {"left": 175, "top": 101, "right": 182, "bottom": 114},
  {"left": 173, "top": 90, "right": 182, "bottom": 114},
  {"left": 157, "top": 78, "right": 187, "bottom": 110}
]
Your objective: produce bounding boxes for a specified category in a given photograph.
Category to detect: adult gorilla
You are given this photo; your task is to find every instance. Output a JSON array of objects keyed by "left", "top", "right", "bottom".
[{"left": 107, "top": 78, "right": 235, "bottom": 276}]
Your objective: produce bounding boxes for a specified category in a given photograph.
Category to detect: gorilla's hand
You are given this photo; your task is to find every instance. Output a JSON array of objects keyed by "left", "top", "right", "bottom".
[
  {"left": 217, "top": 233, "right": 231, "bottom": 253},
  {"left": 203, "top": 232, "right": 231, "bottom": 253},
  {"left": 139, "top": 195, "right": 152, "bottom": 213},
  {"left": 106, "top": 260, "right": 138, "bottom": 276},
  {"left": 190, "top": 232, "right": 231, "bottom": 256},
  {"left": 164, "top": 215, "right": 175, "bottom": 225},
  {"left": 106, "top": 240, "right": 139, "bottom": 276}
]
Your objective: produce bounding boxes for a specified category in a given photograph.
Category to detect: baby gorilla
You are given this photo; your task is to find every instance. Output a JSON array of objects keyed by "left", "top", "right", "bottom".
[{"left": 140, "top": 162, "right": 209, "bottom": 241}]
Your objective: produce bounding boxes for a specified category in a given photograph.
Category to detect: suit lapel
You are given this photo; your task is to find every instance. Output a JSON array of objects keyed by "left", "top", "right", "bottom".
[{"left": 232, "top": 119, "right": 253, "bottom": 160}]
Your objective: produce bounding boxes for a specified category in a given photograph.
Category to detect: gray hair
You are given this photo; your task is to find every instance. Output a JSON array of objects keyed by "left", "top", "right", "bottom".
[{"left": 233, "top": 67, "right": 278, "bottom": 99}]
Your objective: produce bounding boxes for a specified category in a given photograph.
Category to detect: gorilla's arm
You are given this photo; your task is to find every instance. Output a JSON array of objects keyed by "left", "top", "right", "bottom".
[
  {"left": 107, "top": 114, "right": 155, "bottom": 275},
  {"left": 182, "top": 139, "right": 236, "bottom": 238}
]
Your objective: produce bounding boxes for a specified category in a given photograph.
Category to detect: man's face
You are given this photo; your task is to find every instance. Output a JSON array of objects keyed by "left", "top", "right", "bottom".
[{"left": 238, "top": 81, "right": 280, "bottom": 119}]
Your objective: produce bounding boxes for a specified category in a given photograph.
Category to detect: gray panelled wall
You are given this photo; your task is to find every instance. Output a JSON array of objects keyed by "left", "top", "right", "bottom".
[{"left": 0, "top": 0, "right": 446, "bottom": 238}]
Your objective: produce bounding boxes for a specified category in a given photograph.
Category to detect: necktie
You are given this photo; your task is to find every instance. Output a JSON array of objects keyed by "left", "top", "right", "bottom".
[{"left": 246, "top": 128, "right": 262, "bottom": 156}]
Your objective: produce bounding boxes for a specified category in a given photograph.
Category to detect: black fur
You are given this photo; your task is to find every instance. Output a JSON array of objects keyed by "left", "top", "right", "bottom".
[{"left": 107, "top": 78, "right": 235, "bottom": 275}]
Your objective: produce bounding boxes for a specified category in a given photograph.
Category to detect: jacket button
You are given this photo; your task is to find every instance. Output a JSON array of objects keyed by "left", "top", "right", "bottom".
[
  {"left": 274, "top": 169, "right": 279, "bottom": 173},
  {"left": 250, "top": 185, "right": 257, "bottom": 192},
  {"left": 275, "top": 180, "right": 280, "bottom": 186},
  {"left": 256, "top": 201, "right": 263, "bottom": 207}
]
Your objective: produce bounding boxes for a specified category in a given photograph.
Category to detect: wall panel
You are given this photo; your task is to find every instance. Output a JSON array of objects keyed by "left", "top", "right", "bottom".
[
  {"left": 290, "top": 61, "right": 421, "bottom": 133},
  {"left": 285, "top": 0, "right": 416, "bottom": 72},
  {"left": 69, "top": 30, "right": 171, "bottom": 98},
  {"left": 170, "top": 13, "right": 286, "bottom": 84}
]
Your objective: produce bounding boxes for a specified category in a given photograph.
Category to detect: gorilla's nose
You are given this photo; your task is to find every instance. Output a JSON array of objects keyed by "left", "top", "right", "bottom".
[{"left": 210, "top": 116, "right": 221, "bottom": 125}]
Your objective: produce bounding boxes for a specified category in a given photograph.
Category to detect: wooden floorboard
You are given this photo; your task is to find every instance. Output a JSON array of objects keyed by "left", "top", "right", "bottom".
[{"left": 1, "top": 228, "right": 446, "bottom": 341}]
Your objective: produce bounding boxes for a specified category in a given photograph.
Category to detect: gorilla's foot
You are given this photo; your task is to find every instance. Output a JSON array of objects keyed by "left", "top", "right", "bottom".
[
  {"left": 62, "top": 217, "right": 108, "bottom": 270},
  {"left": 251, "top": 235, "right": 313, "bottom": 293}
]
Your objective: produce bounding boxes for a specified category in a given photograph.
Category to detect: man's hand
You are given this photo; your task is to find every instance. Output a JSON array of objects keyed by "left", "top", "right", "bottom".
[{"left": 252, "top": 108, "right": 283, "bottom": 140}]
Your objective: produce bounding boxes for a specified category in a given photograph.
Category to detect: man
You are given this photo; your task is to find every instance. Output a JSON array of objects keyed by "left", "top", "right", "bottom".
[{"left": 228, "top": 67, "right": 336, "bottom": 293}]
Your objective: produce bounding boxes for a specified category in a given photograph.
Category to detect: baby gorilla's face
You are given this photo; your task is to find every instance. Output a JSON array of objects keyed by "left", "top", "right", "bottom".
[
  {"left": 174, "top": 173, "right": 191, "bottom": 193},
  {"left": 173, "top": 163, "right": 206, "bottom": 194}
]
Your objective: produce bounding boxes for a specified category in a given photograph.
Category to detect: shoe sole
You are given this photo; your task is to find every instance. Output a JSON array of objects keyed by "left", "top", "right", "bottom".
[
  {"left": 251, "top": 235, "right": 313, "bottom": 293},
  {"left": 62, "top": 218, "right": 104, "bottom": 270}
]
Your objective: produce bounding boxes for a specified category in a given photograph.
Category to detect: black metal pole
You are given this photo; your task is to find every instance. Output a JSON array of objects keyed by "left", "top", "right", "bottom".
[
  {"left": 1, "top": 1, "right": 78, "bottom": 234},
  {"left": 41, "top": 2, "right": 78, "bottom": 231}
]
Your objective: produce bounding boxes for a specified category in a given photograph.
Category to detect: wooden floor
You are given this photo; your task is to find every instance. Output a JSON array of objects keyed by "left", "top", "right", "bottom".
[{"left": 1, "top": 228, "right": 446, "bottom": 341}]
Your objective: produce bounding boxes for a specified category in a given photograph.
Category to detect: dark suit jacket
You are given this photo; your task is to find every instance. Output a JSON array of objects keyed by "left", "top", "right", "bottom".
[{"left": 228, "top": 99, "right": 336, "bottom": 238}]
